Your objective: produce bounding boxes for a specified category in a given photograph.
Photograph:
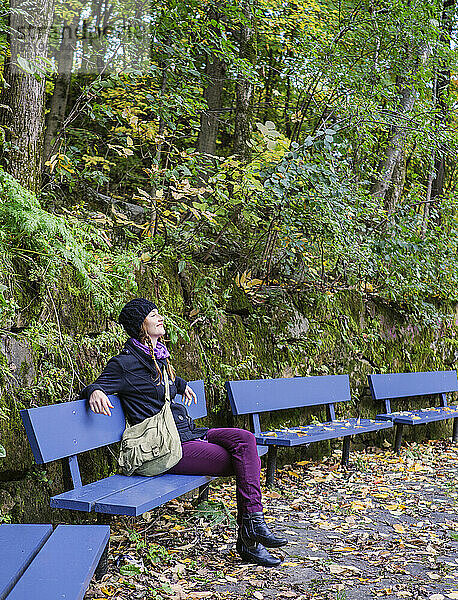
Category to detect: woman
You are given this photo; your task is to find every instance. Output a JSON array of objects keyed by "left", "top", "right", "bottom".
[{"left": 80, "top": 298, "right": 287, "bottom": 567}]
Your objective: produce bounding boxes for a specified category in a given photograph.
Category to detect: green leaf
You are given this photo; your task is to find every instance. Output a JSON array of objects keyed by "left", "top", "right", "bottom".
[
  {"left": 120, "top": 564, "right": 142, "bottom": 575},
  {"left": 17, "top": 56, "right": 33, "bottom": 74}
]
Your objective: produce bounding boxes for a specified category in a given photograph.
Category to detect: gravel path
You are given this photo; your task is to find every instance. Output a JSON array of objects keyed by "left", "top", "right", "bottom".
[{"left": 86, "top": 439, "right": 458, "bottom": 600}]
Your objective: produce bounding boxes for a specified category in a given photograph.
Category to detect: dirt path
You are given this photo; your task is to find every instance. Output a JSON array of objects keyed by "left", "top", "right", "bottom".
[{"left": 86, "top": 440, "right": 458, "bottom": 600}]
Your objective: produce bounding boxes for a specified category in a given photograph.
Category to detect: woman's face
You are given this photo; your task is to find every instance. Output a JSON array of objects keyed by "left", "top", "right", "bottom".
[{"left": 142, "top": 309, "right": 165, "bottom": 339}]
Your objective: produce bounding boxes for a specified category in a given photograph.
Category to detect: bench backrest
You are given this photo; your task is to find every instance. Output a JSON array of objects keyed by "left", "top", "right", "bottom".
[
  {"left": 226, "top": 375, "right": 351, "bottom": 417},
  {"left": 20, "top": 380, "right": 206, "bottom": 465},
  {"left": 368, "top": 371, "right": 458, "bottom": 412}
]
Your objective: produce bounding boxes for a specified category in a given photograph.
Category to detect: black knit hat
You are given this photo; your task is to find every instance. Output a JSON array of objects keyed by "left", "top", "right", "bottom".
[{"left": 118, "top": 298, "right": 158, "bottom": 339}]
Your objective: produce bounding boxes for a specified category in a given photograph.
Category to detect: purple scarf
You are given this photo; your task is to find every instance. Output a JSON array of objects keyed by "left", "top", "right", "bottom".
[{"left": 130, "top": 338, "right": 170, "bottom": 360}]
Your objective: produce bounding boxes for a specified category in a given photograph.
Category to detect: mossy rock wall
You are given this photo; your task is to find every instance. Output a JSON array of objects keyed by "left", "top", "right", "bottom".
[{"left": 1, "top": 261, "right": 457, "bottom": 522}]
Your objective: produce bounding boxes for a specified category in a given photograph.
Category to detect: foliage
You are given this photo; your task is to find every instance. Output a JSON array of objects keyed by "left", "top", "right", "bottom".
[
  {"left": 2, "top": 0, "right": 458, "bottom": 333},
  {"left": 0, "top": 166, "right": 139, "bottom": 325}
]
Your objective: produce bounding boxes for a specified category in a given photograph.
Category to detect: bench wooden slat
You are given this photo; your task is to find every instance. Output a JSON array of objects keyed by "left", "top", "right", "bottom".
[
  {"left": 181, "top": 380, "right": 207, "bottom": 420},
  {"left": 50, "top": 474, "right": 150, "bottom": 511},
  {"left": 255, "top": 418, "right": 393, "bottom": 446},
  {"left": 226, "top": 375, "right": 351, "bottom": 415},
  {"left": 94, "top": 474, "right": 215, "bottom": 516},
  {"left": 0, "top": 524, "right": 53, "bottom": 600},
  {"left": 20, "top": 397, "right": 126, "bottom": 463},
  {"left": 6, "top": 525, "right": 109, "bottom": 600},
  {"left": 369, "top": 371, "right": 458, "bottom": 400},
  {"left": 376, "top": 406, "right": 458, "bottom": 425}
]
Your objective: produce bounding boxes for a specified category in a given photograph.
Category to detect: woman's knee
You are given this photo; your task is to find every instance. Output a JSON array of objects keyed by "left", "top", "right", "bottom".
[
  {"left": 208, "top": 427, "right": 257, "bottom": 447},
  {"left": 235, "top": 428, "right": 257, "bottom": 445}
]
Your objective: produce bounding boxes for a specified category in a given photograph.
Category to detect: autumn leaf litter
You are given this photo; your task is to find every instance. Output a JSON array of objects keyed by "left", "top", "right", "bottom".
[{"left": 85, "top": 439, "right": 458, "bottom": 600}]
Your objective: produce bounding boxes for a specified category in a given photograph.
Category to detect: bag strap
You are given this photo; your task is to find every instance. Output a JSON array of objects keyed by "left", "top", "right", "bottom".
[{"left": 163, "top": 366, "right": 171, "bottom": 403}]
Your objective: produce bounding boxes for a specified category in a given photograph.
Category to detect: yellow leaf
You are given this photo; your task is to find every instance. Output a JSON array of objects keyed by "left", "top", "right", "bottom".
[
  {"left": 188, "top": 205, "right": 200, "bottom": 219},
  {"left": 393, "top": 524, "right": 405, "bottom": 533},
  {"left": 351, "top": 500, "right": 368, "bottom": 511}
]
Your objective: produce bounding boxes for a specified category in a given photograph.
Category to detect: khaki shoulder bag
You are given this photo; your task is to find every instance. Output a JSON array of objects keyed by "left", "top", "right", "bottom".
[{"left": 118, "top": 367, "right": 183, "bottom": 476}]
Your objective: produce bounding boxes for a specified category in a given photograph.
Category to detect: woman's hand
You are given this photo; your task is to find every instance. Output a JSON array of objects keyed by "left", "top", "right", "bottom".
[
  {"left": 182, "top": 385, "right": 197, "bottom": 406},
  {"left": 89, "top": 390, "right": 114, "bottom": 416}
]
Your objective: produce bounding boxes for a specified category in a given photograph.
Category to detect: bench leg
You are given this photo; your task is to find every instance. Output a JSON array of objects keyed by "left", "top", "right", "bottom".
[
  {"left": 95, "top": 513, "right": 110, "bottom": 580},
  {"left": 453, "top": 418, "right": 458, "bottom": 443},
  {"left": 341, "top": 436, "right": 351, "bottom": 466},
  {"left": 394, "top": 424, "right": 404, "bottom": 455},
  {"left": 266, "top": 446, "right": 277, "bottom": 488},
  {"left": 197, "top": 483, "right": 210, "bottom": 504}
]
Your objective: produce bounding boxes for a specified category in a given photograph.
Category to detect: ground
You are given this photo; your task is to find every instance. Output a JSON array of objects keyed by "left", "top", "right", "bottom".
[{"left": 86, "top": 439, "right": 458, "bottom": 600}]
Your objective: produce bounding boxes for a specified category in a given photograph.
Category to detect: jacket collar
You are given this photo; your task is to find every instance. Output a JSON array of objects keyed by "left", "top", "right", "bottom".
[{"left": 124, "top": 339, "right": 157, "bottom": 373}]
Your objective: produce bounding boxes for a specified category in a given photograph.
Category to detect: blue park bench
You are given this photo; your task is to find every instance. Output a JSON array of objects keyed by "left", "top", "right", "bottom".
[
  {"left": 0, "top": 524, "right": 109, "bottom": 600},
  {"left": 226, "top": 375, "right": 393, "bottom": 486},
  {"left": 368, "top": 370, "right": 458, "bottom": 454},
  {"left": 19, "top": 381, "right": 215, "bottom": 520}
]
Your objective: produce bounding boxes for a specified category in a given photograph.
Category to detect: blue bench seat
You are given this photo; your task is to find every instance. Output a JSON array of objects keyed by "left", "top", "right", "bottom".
[
  {"left": 375, "top": 406, "right": 458, "bottom": 426},
  {"left": 20, "top": 381, "right": 215, "bottom": 520},
  {"left": 256, "top": 417, "right": 392, "bottom": 446},
  {"left": 0, "top": 524, "right": 109, "bottom": 600},
  {"left": 368, "top": 370, "right": 458, "bottom": 453},
  {"left": 226, "top": 375, "right": 392, "bottom": 486},
  {"left": 51, "top": 472, "right": 214, "bottom": 516}
]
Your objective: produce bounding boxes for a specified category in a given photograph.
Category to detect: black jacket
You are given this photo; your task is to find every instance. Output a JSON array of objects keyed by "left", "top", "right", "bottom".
[{"left": 79, "top": 339, "right": 208, "bottom": 442}]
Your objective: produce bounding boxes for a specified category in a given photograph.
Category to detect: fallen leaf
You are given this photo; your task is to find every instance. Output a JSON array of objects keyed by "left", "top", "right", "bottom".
[{"left": 329, "top": 564, "right": 361, "bottom": 575}]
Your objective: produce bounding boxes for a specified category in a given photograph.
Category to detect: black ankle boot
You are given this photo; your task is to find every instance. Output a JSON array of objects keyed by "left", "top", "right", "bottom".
[
  {"left": 236, "top": 533, "right": 282, "bottom": 567},
  {"left": 241, "top": 512, "right": 288, "bottom": 548}
]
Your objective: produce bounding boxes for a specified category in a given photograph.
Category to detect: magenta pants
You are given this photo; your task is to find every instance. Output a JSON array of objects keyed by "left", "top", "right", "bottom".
[{"left": 168, "top": 428, "right": 263, "bottom": 519}]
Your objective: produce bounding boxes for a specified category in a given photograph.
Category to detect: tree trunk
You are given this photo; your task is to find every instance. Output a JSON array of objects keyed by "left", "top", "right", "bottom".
[
  {"left": 385, "top": 149, "right": 407, "bottom": 214},
  {"left": 262, "top": 48, "right": 274, "bottom": 123},
  {"left": 370, "top": 82, "right": 416, "bottom": 212},
  {"left": 233, "top": 0, "right": 257, "bottom": 161},
  {"left": 371, "top": 45, "right": 432, "bottom": 212},
  {"left": 197, "top": 53, "right": 226, "bottom": 157},
  {"left": 431, "top": 0, "right": 455, "bottom": 201},
  {"left": 44, "top": 14, "right": 79, "bottom": 162},
  {"left": 422, "top": 149, "right": 436, "bottom": 235},
  {"left": 284, "top": 58, "right": 292, "bottom": 139},
  {"left": 0, "top": 0, "right": 55, "bottom": 192}
]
